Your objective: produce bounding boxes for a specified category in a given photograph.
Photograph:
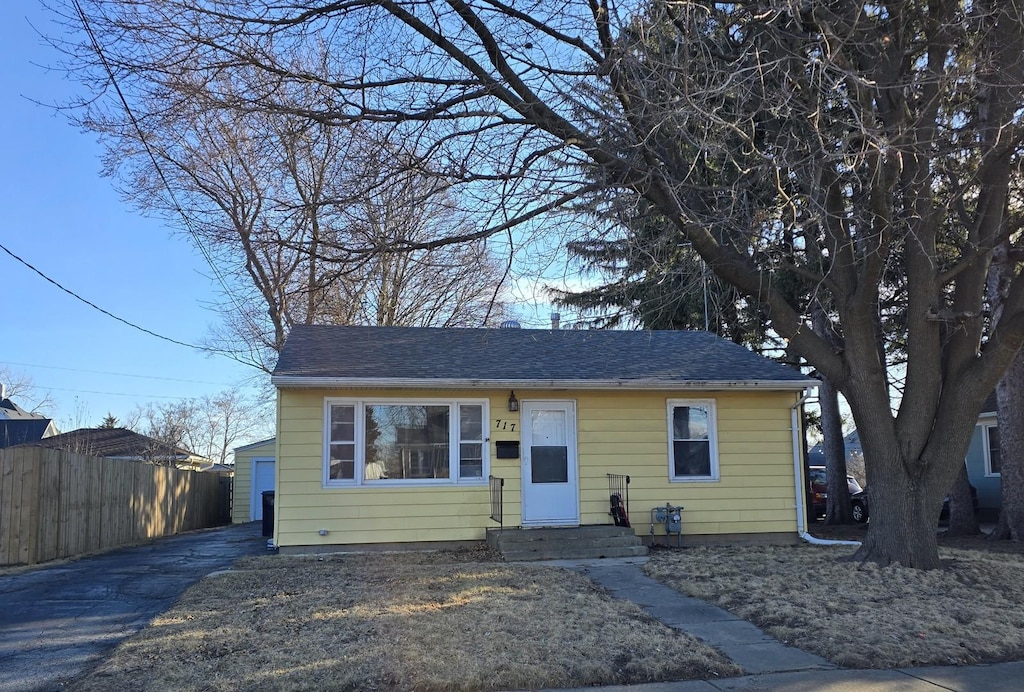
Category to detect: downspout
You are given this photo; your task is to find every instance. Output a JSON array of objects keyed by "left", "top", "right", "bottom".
[{"left": 792, "top": 389, "right": 861, "bottom": 547}]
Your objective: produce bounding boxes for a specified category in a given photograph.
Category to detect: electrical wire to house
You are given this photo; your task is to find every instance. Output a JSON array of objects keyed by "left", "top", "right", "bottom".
[
  {"left": 70, "top": 0, "right": 270, "bottom": 350},
  {"left": 24, "top": 385, "right": 193, "bottom": 400},
  {"left": 0, "top": 360, "right": 234, "bottom": 386},
  {"left": 0, "top": 240, "right": 213, "bottom": 353}
]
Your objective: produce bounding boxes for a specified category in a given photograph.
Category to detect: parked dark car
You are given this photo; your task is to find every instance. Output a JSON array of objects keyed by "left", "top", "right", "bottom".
[
  {"left": 851, "top": 489, "right": 869, "bottom": 523},
  {"left": 808, "top": 466, "right": 863, "bottom": 517},
  {"left": 849, "top": 484, "right": 978, "bottom": 523}
]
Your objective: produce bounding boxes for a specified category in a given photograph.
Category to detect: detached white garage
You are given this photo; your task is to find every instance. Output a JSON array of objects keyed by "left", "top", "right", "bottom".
[{"left": 232, "top": 438, "right": 276, "bottom": 523}]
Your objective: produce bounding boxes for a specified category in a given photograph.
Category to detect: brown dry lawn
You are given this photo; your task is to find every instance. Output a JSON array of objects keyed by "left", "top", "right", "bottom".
[
  {"left": 70, "top": 528, "right": 1024, "bottom": 689},
  {"left": 645, "top": 532, "right": 1024, "bottom": 669},
  {"left": 74, "top": 547, "right": 738, "bottom": 691}
]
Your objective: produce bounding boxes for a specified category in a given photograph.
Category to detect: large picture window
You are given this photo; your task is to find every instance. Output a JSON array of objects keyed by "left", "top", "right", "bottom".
[
  {"left": 324, "top": 399, "right": 488, "bottom": 486},
  {"left": 668, "top": 400, "right": 719, "bottom": 481},
  {"left": 366, "top": 404, "right": 450, "bottom": 480}
]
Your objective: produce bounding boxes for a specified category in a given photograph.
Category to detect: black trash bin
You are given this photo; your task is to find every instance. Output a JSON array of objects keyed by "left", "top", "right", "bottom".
[{"left": 261, "top": 490, "right": 275, "bottom": 537}]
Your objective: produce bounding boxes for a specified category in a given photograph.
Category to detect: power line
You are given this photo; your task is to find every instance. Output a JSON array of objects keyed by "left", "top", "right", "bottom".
[
  {"left": 32, "top": 385, "right": 193, "bottom": 400},
  {"left": 0, "top": 240, "right": 213, "bottom": 352},
  {"left": 0, "top": 360, "right": 235, "bottom": 386},
  {"left": 70, "top": 0, "right": 268, "bottom": 345}
]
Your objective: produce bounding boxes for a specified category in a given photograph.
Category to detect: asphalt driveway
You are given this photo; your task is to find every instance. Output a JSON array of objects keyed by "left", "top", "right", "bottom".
[{"left": 0, "top": 522, "right": 265, "bottom": 692}]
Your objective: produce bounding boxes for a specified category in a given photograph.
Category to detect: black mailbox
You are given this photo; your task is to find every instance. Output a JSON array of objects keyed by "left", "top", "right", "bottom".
[{"left": 495, "top": 441, "right": 520, "bottom": 459}]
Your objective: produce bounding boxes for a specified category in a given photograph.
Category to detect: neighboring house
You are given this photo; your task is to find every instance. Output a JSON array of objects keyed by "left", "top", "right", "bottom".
[
  {"left": 807, "top": 430, "right": 863, "bottom": 465},
  {"left": 0, "top": 392, "right": 59, "bottom": 448},
  {"left": 0, "top": 419, "right": 56, "bottom": 449},
  {"left": 269, "top": 325, "right": 817, "bottom": 552},
  {"left": 806, "top": 430, "right": 865, "bottom": 483},
  {"left": 811, "top": 393, "right": 1001, "bottom": 518},
  {"left": 966, "top": 392, "right": 1000, "bottom": 516},
  {"left": 21, "top": 427, "right": 212, "bottom": 468},
  {"left": 232, "top": 437, "right": 276, "bottom": 523}
]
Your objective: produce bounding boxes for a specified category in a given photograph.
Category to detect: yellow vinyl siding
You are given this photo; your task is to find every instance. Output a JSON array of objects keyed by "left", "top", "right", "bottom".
[
  {"left": 275, "top": 389, "right": 505, "bottom": 548},
  {"left": 230, "top": 458, "right": 251, "bottom": 525},
  {"left": 275, "top": 387, "right": 802, "bottom": 548},
  {"left": 573, "top": 391, "right": 797, "bottom": 536},
  {"left": 231, "top": 439, "right": 275, "bottom": 523}
]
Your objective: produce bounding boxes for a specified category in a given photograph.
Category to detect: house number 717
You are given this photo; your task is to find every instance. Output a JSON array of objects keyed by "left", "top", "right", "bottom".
[{"left": 494, "top": 420, "right": 517, "bottom": 432}]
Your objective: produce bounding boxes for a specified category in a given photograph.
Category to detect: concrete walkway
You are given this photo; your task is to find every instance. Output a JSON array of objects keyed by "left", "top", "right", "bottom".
[
  {"left": 0, "top": 522, "right": 265, "bottom": 692},
  {"left": 545, "top": 661, "right": 1024, "bottom": 691},
  {"left": 538, "top": 557, "right": 1024, "bottom": 691},
  {"left": 567, "top": 559, "right": 832, "bottom": 676}
]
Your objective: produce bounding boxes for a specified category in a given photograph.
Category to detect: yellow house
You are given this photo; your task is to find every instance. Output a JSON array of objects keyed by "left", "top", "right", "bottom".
[{"left": 270, "top": 325, "right": 817, "bottom": 553}]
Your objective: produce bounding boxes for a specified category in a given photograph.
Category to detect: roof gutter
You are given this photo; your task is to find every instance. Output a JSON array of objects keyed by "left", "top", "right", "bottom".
[
  {"left": 791, "top": 389, "right": 861, "bottom": 547},
  {"left": 270, "top": 376, "right": 818, "bottom": 390}
]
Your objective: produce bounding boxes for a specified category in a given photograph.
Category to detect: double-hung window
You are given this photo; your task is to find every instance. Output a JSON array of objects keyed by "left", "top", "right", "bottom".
[
  {"left": 668, "top": 400, "right": 719, "bottom": 481},
  {"left": 328, "top": 404, "right": 356, "bottom": 481},
  {"left": 984, "top": 423, "right": 1001, "bottom": 476},
  {"left": 324, "top": 398, "right": 488, "bottom": 486}
]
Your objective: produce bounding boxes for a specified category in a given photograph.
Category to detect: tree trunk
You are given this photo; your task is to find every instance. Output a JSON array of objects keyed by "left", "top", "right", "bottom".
[
  {"left": 820, "top": 378, "right": 853, "bottom": 524},
  {"left": 990, "top": 346, "right": 1024, "bottom": 540},
  {"left": 810, "top": 302, "right": 853, "bottom": 524},
  {"left": 946, "top": 463, "right": 980, "bottom": 537},
  {"left": 852, "top": 459, "right": 945, "bottom": 569}
]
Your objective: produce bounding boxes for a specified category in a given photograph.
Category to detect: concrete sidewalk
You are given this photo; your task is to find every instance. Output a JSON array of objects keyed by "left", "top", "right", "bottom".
[
  {"left": 536, "top": 557, "right": 1024, "bottom": 691},
  {"left": 545, "top": 662, "right": 1024, "bottom": 691}
]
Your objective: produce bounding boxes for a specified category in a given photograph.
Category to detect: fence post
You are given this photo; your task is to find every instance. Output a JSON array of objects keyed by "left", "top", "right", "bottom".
[{"left": 28, "top": 447, "right": 43, "bottom": 565}]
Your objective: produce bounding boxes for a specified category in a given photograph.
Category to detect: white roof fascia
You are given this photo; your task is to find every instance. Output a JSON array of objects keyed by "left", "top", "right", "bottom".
[{"left": 271, "top": 376, "right": 818, "bottom": 391}]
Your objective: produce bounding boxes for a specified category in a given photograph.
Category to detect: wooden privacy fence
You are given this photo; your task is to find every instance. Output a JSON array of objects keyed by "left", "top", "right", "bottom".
[{"left": 0, "top": 446, "right": 228, "bottom": 566}]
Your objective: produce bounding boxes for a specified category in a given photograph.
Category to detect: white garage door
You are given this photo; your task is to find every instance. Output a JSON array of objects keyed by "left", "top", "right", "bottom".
[{"left": 251, "top": 457, "right": 276, "bottom": 521}]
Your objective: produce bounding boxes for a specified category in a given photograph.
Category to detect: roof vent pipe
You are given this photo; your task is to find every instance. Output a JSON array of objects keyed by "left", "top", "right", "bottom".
[{"left": 550, "top": 312, "right": 560, "bottom": 330}]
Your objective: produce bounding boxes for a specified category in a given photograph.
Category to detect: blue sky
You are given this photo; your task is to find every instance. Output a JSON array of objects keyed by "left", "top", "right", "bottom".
[
  {"left": 1, "top": 1, "right": 582, "bottom": 435},
  {"left": 1, "top": 1, "right": 264, "bottom": 432}
]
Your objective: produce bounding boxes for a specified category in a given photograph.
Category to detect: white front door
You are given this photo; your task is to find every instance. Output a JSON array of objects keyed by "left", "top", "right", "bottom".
[
  {"left": 251, "top": 457, "right": 276, "bottom": 521},
  {"left": 521, "top": 401, "right": 578, "bottom": 526}
]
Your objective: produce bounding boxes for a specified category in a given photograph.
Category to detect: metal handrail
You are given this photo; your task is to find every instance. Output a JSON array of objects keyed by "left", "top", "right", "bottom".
[
  {"left": 607, "top": 473, "right": 631, "bottom": 527},
  {"left": 488, "top": 475, "right": 505, "bottom": 529}
]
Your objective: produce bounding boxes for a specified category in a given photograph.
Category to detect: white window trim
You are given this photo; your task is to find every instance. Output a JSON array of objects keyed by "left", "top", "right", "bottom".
[
  {"left": 982, "top": 422, "right": 1001, "bottom": 477},
  {"left": 322, "top": 397, "right": 490, "bottom": 488},
  {"left": 667, "top": 398, "right": 720, "bottom": 482}
]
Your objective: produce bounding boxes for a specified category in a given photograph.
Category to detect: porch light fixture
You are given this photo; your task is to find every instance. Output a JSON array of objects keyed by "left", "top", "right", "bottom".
[{"left": 508, "top": 391, "right": 519, "bottom": 412}]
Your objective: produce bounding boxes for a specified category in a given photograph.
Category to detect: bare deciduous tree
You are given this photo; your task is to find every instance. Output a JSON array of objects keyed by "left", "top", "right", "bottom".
[
  {"left": 130, "top": 389, "right": 267, "bottom": 465},
  {"left": 0, "top": 366, "right": 55, "bottom": 415},
  {"left": 55, "top": 0, "right": 1024, "bottom": 567},
  {"left": 76, "top": 59, "right": 513, "bottom": 371}
]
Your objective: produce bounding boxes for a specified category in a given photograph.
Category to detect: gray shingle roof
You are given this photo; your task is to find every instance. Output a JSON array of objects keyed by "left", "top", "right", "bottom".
[
  {"left": 234, "top": 437, "right": 276, "bottom": 452},
  {"left": 272, "top": 325, "right": 814, "bottom": 389},
  {"left": 0, "top": 398, "right": 48, "bottom": 420},
  {"left": 20, "top": 428, "right": 196, "bottom": 459},
  {"left": 981, "top": 391, "right": 997, "bottom": 415}
]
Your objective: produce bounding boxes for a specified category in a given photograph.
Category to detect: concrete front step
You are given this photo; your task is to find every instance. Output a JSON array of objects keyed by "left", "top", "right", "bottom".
[
  {"left": 497, "top": 535, "right": 644, "bottom": 552},
  {"left": 491, "top": 525, "right": 637, "bottom": 544},
  {"left": 487, "top": 525, "right": 648, "bottom": 561},
  {"left": 501, "top": 544, "right": 649, "bottom": 561}
]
